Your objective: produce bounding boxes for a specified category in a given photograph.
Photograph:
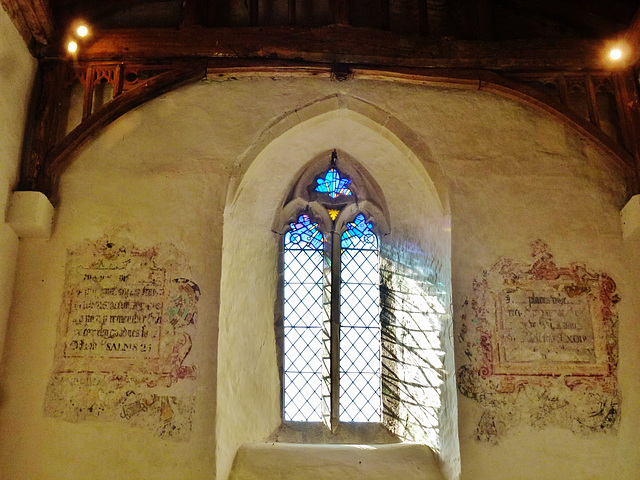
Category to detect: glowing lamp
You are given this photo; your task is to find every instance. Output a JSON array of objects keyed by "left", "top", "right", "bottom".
[
  {"left": 67, "top": 40, "right": 78, "bottom": 53},
  {"left": 76, "top": 25, "right": 89, "bottom": 37},
  {"left": 610, "top": 48, "right": 622, "bottom": 60}
]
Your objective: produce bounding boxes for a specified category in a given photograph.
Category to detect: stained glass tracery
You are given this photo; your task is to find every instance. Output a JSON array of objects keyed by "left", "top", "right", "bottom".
[
  {"left": 315, "top": 168, "right": 353, "bottom": 199},
  {"left": 285, "top": 214, "right": 324, "bottom": 249},
  {"left": 341, "top": 213, "right": 377, "bottom": 249},
  {"left": 283, "top": 172, "right": 381, "bottom": 424}
]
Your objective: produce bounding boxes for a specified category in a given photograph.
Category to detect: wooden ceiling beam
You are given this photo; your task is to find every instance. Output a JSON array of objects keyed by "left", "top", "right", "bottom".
[
  {"left": 40, "top": 25, "right": 618, "bottom": 72},
  {"left": 180, "top": 0, "right": 209, "bottom": 27},
  {"left": 504, "top": 0, "right": 629, "bottom": 36},
  {"left": 331, "top": 0, "right": 349, "bottom": 26},
  {"left": 624, "top": 8, "right": 640, "bottom": 66},
  {"left": 1, "top": 0, "right": 34, "bottom": 47},
  {"left": 452, "top": 0, "right": 494, "bottom": 40},
  {"left": 51, "top": 0, "right": 159, "bottom": 26},
  {"left": 2, "top": 0, "right": 55, "bottom": 45},
  {"left": 2, "top": 0, "right": 54, "bottom": 44}
]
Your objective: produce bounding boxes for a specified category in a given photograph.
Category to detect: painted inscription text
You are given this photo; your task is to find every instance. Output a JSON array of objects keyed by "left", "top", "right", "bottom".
[
  {"left": 65, "top": 267, "right": 165, "bottom": 359},
  {"left": 456, "top": 240, "right": 619, "bottom": 441},
  {"left": 498, "top": 287, "right": 595, "bottom": 366},
  {"left": 46, "top": 238, "right": 199, "bottom": 440}
]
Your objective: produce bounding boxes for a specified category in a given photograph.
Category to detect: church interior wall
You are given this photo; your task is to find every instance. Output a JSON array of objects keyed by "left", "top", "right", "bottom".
[
  {"left": 0, "top": 6, "right": 37, "bottom": 357},
  {"left": 0, "top": 67, "right": 639, "bottom": 479}
]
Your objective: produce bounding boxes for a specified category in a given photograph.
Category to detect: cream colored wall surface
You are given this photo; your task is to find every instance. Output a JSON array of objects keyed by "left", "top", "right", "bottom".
[
  {"left": 0, "top": 7, "right": 35, "bottom": 204},
  {"left": 0, "top": 83, "right": 228, "bottom": 480},
  {"left": 0, "top": 7, "right": 36, "bottom": 355},
  {"left": 0, "top": 76, "right": 638, "bottom": 480}
]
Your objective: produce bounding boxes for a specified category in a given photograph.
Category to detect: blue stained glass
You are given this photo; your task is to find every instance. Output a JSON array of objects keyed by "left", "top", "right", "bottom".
[
  {"left": 315, "top": 168, "right": 353, "bottom": 199},
  {"left": 285, "top": 215, "right": 324, "bottom": 249},
  {"left": 341, "top": 214, "right": 377, "bottom": 249}
]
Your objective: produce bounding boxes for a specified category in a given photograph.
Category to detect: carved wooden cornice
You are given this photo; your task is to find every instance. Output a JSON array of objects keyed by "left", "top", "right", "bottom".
[{"left": 22, "top": 60, "right": 207, "bottom": 199}]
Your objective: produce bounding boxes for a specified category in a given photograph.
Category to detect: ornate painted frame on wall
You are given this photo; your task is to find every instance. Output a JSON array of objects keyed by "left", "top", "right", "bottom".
[
  {"left": 45, "top": 236, "right": 200, "bottom": 440},
  {"left": 457, "top": 240, "right": 619, "bottom": 441}
]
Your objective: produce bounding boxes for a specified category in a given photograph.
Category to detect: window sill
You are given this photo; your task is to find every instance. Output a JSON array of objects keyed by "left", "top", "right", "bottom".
[
  {"left": 268, "top": 421, "right": 400, "bottom": 444},
  {"left": 229, "top": 442, "right": 445, "bottom": 480}
]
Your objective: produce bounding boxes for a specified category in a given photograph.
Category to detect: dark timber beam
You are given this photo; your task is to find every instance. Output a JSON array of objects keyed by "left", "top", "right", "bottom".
[
  {"left": 49, "top": 0, "right": 158, "bottom": 27},
  {"left": 380, "top": 0, "right": 389, "bottom": 31},
  {"left": 21, "top": 61, "right": 68, "bottom": 193},
  {"left": 417, "top": 0, "right": 428, "bottom": 36},
  {"left": 613, "top": 69, "right": 640, "bottom": 193},
  {"left": 457, "top": 0, "right": 494, "bottom": 40},
  {"left": 180, "top": 0, "right": 199, "bottom": 27},
  {"left": 287, "top": 0, "right": 295, "bottom": 26},
  {"left": 1, "top": 0, "right": 55, "bottom": 45},
  {"left": 625, "top": 8, "right": 640, "bottom": 66},
  {"left": 505, "top": 0, "right": 630, "bottom": 37},
  {"left": 249, "top": 0, "right": 258, "bottom": 26},
  {"left": 41, "top": 25, "right": 616, "bottom": 72},
  {"left": 622, "top": 8, "right": 640, "bottom": 192},
  {"left": 331, "top": 0, "right": 349, "bottom": 25},
  {"left": 427, "top": 0, "right": 448, "bottom": 37},
  {"left": 1, "top": 0, "right": 33, "bottom": 47}
]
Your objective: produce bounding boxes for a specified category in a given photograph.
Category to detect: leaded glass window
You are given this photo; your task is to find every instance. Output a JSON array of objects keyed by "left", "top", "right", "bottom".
[
  {"left": 339, "top": 214, "right": 381, "bottom": 422},
  {"left": 283, "top": 215, "right": 326, "bottom": 421},
  {"left": 281, "top": 160, "right": 382, "bottom": 427}
]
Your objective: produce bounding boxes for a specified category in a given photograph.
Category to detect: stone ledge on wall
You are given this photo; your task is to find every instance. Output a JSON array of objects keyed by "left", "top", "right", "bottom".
[
  {"left": 621, "top": 194, "right": 640, "bottom": 241},
  {"left": 6, "top": 191, "right": 54, "bottom": 239},
  {"left": 228, "top": 442, "right": 446, "bottom": 480}
]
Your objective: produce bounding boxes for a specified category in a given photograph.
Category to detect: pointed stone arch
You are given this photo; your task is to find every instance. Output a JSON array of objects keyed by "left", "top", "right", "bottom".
[
  {"left": 228, "top": 93, "right": 450, "bottom": 216},
  {"left": 217, "top": 97, "right": 457, "bottom": 479}
]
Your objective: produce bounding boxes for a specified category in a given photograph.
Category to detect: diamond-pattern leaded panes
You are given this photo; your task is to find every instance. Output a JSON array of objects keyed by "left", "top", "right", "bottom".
[
  {"left": 339, "top": 214, "right": 381, "bottom": 422},
  {"left": 283, "top": 215, "right": 326, "bottom": 421}
]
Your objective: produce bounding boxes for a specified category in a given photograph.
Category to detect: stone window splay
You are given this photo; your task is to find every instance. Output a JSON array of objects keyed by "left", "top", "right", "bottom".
[{"left": 275, "top": 151, "right": 445, "bottom": 448}]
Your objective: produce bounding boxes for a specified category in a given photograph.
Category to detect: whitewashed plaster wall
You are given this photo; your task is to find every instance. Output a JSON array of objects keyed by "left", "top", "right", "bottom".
[
  {"left": 0, "top": 75, "right": 639, "bottom": 480},
  {"left": 218, "top": 108, "right": 455, "bottom": 479},
  {"left": 0, "top": 7, "right": 36, "bottom": 356}
]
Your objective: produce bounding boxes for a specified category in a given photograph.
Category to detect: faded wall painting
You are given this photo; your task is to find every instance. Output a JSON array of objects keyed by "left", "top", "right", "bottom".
[
  {"left": 457, "top": 240, "right": 619, "bottom": 442},
  {"left": 45, "top": 237, "right": 200, "bottom": 440}
]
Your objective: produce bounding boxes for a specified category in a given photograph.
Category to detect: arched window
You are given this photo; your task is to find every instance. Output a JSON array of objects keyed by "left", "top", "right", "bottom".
[
  {"left": 219, "top": 114, "right": 459, "bottom": 479},
  {"left": 280, "top": 152, "right": 385, "bottom": 429},
  {"left": 273, "top": 148, "right": 453, "bottom": 466}
]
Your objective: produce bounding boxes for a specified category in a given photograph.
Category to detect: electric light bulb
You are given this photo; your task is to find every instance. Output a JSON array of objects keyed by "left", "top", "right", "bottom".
[
  {"left": 610, "top": 48, "right": 622, "bottom": 60},
  {"left": 67, "top": 40, "right": 78, "bottom": 53},
  {"left": 77, "top": 25, "right": 89, "bottom": 37}
]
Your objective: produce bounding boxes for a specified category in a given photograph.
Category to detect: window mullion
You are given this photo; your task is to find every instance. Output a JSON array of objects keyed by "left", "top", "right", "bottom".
[{"left": 330, "top": 228, "right": 341, "bottom": 432}]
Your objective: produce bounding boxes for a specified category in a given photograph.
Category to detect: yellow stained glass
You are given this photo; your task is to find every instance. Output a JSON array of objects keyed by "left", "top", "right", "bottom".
[{"left": 328, "top": 209, "right": 340, "bottom": 221}]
